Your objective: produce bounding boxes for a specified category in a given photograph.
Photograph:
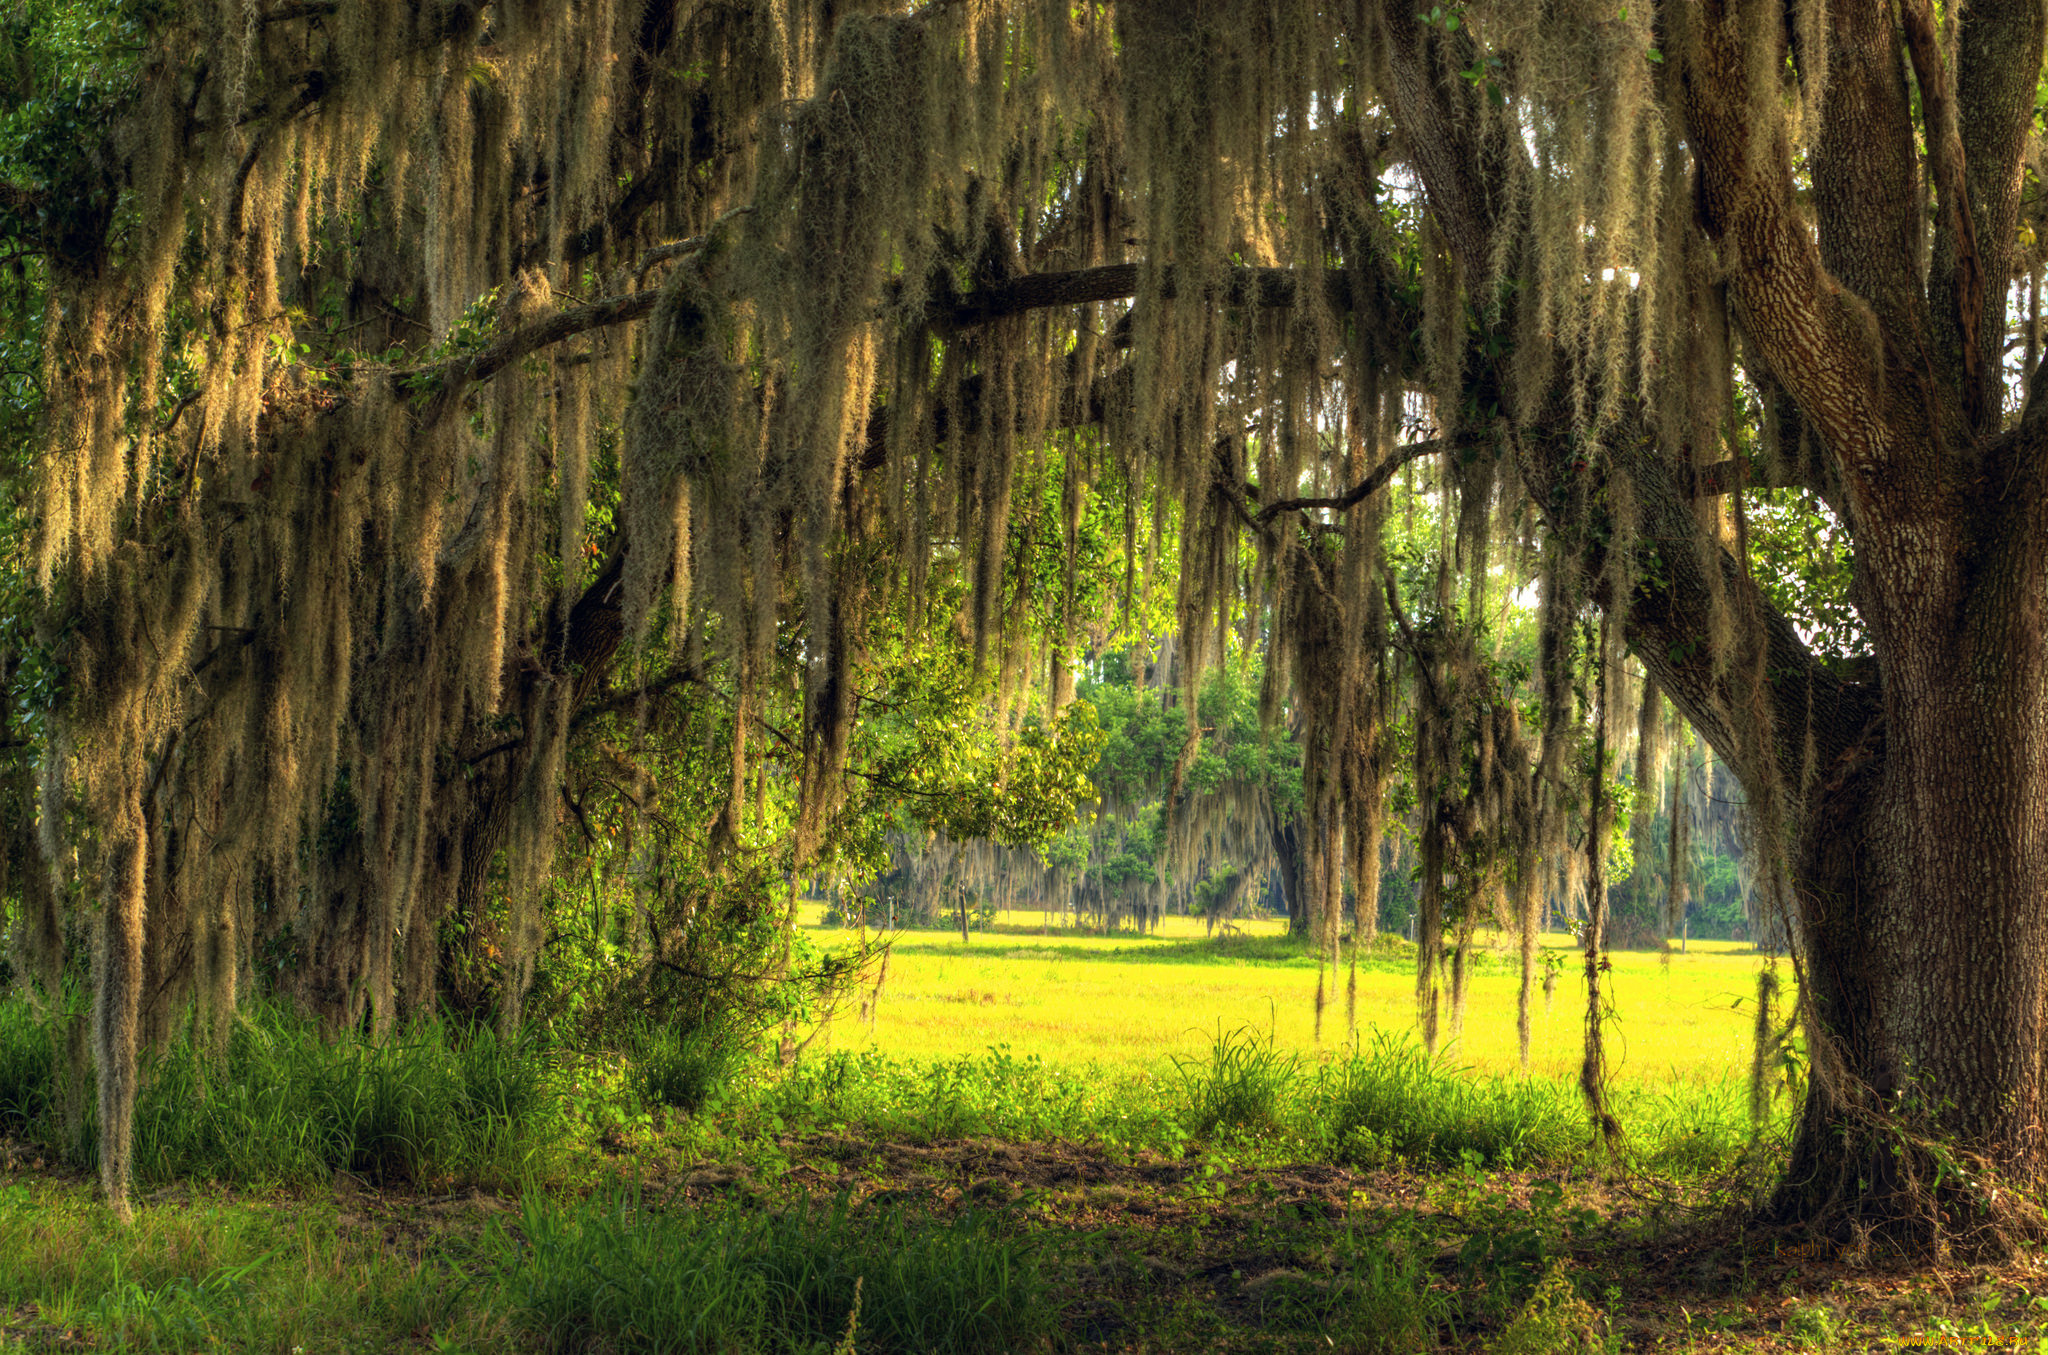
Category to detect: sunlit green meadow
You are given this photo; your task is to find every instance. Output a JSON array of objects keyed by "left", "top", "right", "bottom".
[{"left": 805, "top": 909, "right": 1781, "bottom": 1086}]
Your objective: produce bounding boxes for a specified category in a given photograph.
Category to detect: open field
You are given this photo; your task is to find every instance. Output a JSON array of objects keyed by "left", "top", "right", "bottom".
[{"left": 806, "top": 909, "right": 1778, "bottom": 1084}]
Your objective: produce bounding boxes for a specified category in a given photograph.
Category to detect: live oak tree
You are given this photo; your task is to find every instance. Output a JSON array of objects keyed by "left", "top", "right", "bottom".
[{"left": 7, "top": 0, "right": 2048, "bottom": 1243}]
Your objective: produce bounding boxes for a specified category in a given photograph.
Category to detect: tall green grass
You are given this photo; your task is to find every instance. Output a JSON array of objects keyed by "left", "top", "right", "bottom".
[
  {"left": 0, "top": 996, "right": 566, "bottom": 1189},
  {"left": 1313, "top": 1033, "right": 1752, "bottom": 1172},
  {"left": 127, "top": 1012, "right": 563, "bottom": 1188},
  {"left": 633, "top": 1021, "right": 748, "bottom": 1115},
  {"left": 1170, "top": 1021, "right": 1300, "bottom": 1139},
  {"left": 0, "top": 986, "right": 1755, "bottom": 1195},
  {"left": 0, "top": 997, "right": 53, "bottom": 1133},
  {"left": 1315, "top": 1034, "right": 1589, "bottom": 1169},
  {"left": 505, "top": 1184, "right": 1053, "bottom": 1354},
  {"left": 758, "top": 1045, "right": 1171, "bottom": 1147},
  {"left": 0, "top": 1182, "right": 519, "bottom": 1353}
]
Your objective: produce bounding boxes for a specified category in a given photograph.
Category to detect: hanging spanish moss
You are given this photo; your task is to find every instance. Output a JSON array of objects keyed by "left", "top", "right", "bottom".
[{"left": 16, "top": 0, "right": 1835, "bottom": 1220}]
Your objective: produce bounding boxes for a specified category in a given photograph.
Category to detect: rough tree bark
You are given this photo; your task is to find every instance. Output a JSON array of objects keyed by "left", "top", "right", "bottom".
[{"left": 1269, "top": 813, "right": 1310, "bottom": 936}]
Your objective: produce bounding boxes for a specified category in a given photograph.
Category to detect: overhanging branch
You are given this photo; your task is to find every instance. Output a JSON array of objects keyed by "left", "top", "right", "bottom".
[
  {"left": 1681, "top": 454, "right": 1815, "bottom": 498},
  {"left": 397, "top": 287, "right": 664, "bottom": 414},
  {"left": 1253, "top": 439, "right": 1444, "bottom": 524},
  {"left": 941, "top": 262, "right": 1358, "bottom": 330},
  {"left": 398, "top": 256, "right": 1374, "bottom": 417}
]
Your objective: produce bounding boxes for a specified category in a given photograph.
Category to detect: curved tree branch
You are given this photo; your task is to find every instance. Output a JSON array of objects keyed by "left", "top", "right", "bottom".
[
  {"left": 1675, "top": 11, "right": 1902, "bottom": 484},
  {"left": 1253, "top": 439, "right": 1444, "bottom": 525}
]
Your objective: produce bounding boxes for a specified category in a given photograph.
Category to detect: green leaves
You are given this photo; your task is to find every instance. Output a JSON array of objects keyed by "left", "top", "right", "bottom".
[
  {"left": 859, "top": 647, "right": 1105, "bottom": 852},
  {"left": 1417, "top": 4, "right": 1463, "bottom": 33},
  {"left": 1746, "top": 486, "right": 1862, "bottom": 663}
]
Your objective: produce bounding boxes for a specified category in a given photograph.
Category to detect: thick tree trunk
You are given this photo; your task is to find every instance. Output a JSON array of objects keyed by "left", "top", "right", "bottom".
[
  {"left": 94, "top": 795, "right": 146, "bottom": 1223},
  {"left": 1270, "top": 813, "right": 1310, "bottom": 936},
  {"left": 1780, "top": 545, "right": 2048, "bottom": 1234}
]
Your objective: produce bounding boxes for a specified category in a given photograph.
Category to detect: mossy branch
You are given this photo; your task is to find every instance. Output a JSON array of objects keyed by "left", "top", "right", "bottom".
[
  {"left": 401, "top": 257, "right": 1366, "bottom": 425},
  {"left": 526, "top": 147, "right": 692, "bottom": 271},
  {"left": 1682, "top": 454, "right": 1815, "bottom": 498},
  {"left": 1251, "top": 439, "right": 1444, "bottom": 525},
  {"left": 259, "top": 1, "right": 339, "bottom": 23},
  {"left": 397, "top": 288, "right": 665, "bottom": 420},
  {"left": 941, "top": 263, "right": 1359, "bottom": 330}
]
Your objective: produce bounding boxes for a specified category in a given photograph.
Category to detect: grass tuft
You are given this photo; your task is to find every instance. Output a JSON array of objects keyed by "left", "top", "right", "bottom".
[
  {"left": 633, "top": 1021, "right": 746, "bottom": 1115},
  {"left": 0, "top": 997, "right": 53, "bottom": 1134},
  {"left": 1318, "top": 1035, "right": 1586, "bottom": 1169},
  {"left": 1171, "top": 1022, "right": 1300, "bottom": 1139}
]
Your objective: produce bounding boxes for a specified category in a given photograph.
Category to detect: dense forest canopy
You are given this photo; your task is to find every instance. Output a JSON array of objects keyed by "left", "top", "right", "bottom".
[{"left": 3, "top": 0, "right": 2047, "bottom": 1250}]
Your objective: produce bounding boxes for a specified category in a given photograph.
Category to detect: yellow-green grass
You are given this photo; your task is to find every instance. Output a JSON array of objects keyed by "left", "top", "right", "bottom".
[
  {"left": 804, "top": 908, "right": 1784, "bottom": 1086},
  {"left": 0, "top": 1178, "right": 522, "bottom": 1354}
]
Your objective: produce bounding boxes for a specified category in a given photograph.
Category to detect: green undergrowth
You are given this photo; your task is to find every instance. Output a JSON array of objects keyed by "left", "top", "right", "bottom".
[
  {"left": 0, "top": 997, "right": 53, "bottom": 1134},
  {"left": 0, "top": 1178, "right": 1051, "bottom": 1355},
  {"left": 754, "top": 1045, "right": 1167, "bottom": 1149},
  {"left": 0, "top": 1001, "right": 569, "bottom": 1191},
  {"left": 508, "top": 1183, "right": 1053, "bottom": 1354},
  {"left": 750, "top": 1025, "right": 1759, "bottom": 1178},
  {"left": 0, "top": 992, "right": 1761, "bottom": 1194},
  {"left": 1228, "top": 1212, "right": 1454, "bottom": 1353},
  {"left": 0, "top": 994, "right": 1811, "bottom": 1354},
  {"left": 632, "top": 1020, "right": 750, "bottom": 1116},
  {"left": 127, "top": 1013, "right": 566, "bottom": 1190},
  {"left": 0, "top": 1180, "right": 518, "bottom": 1353}
]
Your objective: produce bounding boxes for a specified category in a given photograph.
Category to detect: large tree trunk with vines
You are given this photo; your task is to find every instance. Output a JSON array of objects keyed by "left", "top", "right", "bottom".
[
  {"left": 1780, "top": 532, "right": 2048, "bottom": 1231},
  {"left": 1682, "top": 2, "right": 2048, "bottom": 1235}
]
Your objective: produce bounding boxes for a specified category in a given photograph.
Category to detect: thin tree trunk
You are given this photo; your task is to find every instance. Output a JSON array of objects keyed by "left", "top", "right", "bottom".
[
  {"left": 1417, "top": 809, "right": 1444, "bottom": 1053},
  {"left": 1580, "top": 623, "right": 1619, "bottom": 1146},
  {"left": 95, "top": 789, "right": 146, "bottom": 1222},
  {"left": 1665, "top": 750, "right": 1690, "bottom": 937},
  {"left": 1516, "top": 840, "right": 1541, "bottom": 1070}
]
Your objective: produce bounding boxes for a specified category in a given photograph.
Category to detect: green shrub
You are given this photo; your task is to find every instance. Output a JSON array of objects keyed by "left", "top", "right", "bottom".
[
  {"left": 505, "top": 1184, "right": 1053, "bottom": 1354},
  {"left": 633, "top": 1022, "right": 747, "bottom": 1114},
  {"left": 1318, "top": 1035, "right": 1585, "bottom": 1169},
  {"left": 1170, "top": 1022, "right": 1301, "bottom": 1139}
]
